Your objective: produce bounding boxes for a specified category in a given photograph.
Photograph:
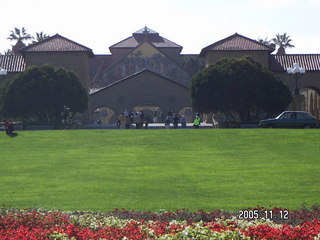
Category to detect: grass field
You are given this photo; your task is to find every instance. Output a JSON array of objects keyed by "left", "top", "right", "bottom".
[{"left": 0, "top": 129, "right": 319, "bottom": 212}]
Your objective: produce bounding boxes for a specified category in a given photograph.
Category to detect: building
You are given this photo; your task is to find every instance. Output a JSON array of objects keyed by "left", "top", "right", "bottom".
[
  {"left": 0, "top": 34, "right": 94, "bottom": 122},
  {"left": 90, "top": 26, "right": 200, "bottom": 123},
  {"left": 200, "top": 33, "right": 320, "bottom": 119},
  {"left": 1, "top": 29, "right": 320, "bottom": 123}
]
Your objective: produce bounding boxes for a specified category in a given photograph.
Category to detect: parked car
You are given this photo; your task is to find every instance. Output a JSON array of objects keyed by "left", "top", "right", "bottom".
[{"left": 259, "top": 111, "right": 320, "bottom": 128}]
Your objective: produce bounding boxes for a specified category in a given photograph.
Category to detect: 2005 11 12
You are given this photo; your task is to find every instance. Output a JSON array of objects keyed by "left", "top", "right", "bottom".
[{"left": 238, "top": 209, "right": 289, "bottom": 220}]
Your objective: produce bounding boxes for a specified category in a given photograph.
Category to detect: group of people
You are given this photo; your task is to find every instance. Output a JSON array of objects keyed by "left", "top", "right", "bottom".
[
  {"left": 164, "top": 113, "right": 186, "bottom": 129},
  {"left": 117, "top": 111, "right": 150, "bottom": 129},
  {"left": 164, "top": 112, "right": 201, "bottom": 129},
  {"left": 117, "top": 109, "right": 202, "bottom": 129}
]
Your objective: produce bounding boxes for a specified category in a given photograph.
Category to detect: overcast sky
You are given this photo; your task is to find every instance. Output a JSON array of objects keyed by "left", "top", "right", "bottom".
[{"left": 1, "top": 0, "right": 320, "bottom": 55}]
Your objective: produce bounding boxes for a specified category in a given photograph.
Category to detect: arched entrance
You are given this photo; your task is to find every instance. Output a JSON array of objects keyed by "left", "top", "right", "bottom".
[
  {"left": 178, "top": 107, "right": 194, "bottom": 123},
  {"left": 92, "top": 107, "right": 115, "bottom": 124},
  {"left": 133, "top": 103, "right": 164, "bottom": 123}
]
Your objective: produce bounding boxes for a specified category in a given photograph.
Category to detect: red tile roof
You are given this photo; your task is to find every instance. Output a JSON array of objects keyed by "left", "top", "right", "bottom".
[
  {"left": 19, "top": 34, "right": 94, "bottom": 57},
  {"left": 0, "top": 55, "right": 26, "bottom": 72},
  {"left": 270, "top": 54, "right": 320, "bottom": 72},
  {"left": 109, "top": 27, "right": 182, "bottom": 50},
  {"left": 200, "top": 33, "right": 274, "bottom": 56}
]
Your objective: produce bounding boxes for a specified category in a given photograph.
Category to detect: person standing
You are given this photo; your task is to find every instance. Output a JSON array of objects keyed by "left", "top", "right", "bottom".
[
  {"left": 144, "top": 116, "right": 150, "bottom": 129},
  {"left": 193, "top": 114, "right": 201, "bottom": 129},
  {"left": 167, "top": 110, "right": 173, "bottom": 122},
  {"left": 118, "top": 112, "right": 126, "bottom": 129},
  {"left": 173, "top": 114, "right": 179, "bottom": 129},
  {"left": 125, "top": 115, "right": 131, "bottom": 129},
  {"left": 129, "top": 111, "right": 134, "bottom": 124},
  {"left": 180, "top": 115, "right": 187, "bottom": 128},
  {"left": 134, "top": 112, "right": 141, "bottom": 129},
  {"left": 61, "top": 106, "right": 72, "bottom": 130},
  {"left": 153, "top": 111, "right": 158, "bottom": 123},
  {"left": 160, "top": 111, "right": 165, "bottom": 123},
  {"left": 139, "top": 111, "right": 144, "bottom": 129},
  {"left": 4, "top": 119, "right": 14, "bottom": 135},
  {"left": 165, "top": 117, "right": 171, "bottom": 129}
]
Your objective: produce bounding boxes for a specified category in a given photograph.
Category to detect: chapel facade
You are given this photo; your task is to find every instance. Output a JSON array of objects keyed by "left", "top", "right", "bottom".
[{"left": 1, "top": 27, "right": 320, "bottom": 123}]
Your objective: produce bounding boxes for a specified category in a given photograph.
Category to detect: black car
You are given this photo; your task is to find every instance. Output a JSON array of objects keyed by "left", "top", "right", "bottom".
[{"left": 259, "top": 111, "right": 320, "bottom": 128}]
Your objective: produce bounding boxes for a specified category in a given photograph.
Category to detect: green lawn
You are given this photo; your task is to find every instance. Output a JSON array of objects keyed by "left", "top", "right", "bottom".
[{"left": 0, "top": 129, "right": 319, "bottom": 212}]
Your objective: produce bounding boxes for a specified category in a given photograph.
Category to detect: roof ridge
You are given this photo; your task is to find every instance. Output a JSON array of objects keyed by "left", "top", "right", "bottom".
[
  {"left": 233, "top": 33, "right": 275, "bottom": 50},
  {"left": 53, "top": 34, "right": 93, "bottom": 52},
  {"left": 19, "top": 33, "right": 59, "bottom": 52},
  {"left": 109, "top": 28, "right": 182, "bottom": 50},
  {"left": 90, "top": 69, "right": 189, "bottom": 95},
  {"left": 272, "top": 53, "right": 320, "bottom": 56},
  {"left": 200, "top": 33, "right": 274, "bottom": 56},
  {"left": 19, "top": 33, "right": 93, "bottom": 56},
  {"left": 109, "top": 36, "right": 133, "bottom": 49}
]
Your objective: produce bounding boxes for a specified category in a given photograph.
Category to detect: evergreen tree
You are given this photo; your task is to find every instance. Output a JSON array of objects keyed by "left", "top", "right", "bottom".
[
  {"left": 0, "top": 65, "right": 88, "bottom": 123},
  {"left": 191, "top": 56, "right": 292, "bottom": 121}
]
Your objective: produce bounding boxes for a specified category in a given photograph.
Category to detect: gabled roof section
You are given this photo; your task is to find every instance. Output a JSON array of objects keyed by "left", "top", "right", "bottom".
[
  {"left": 19, "top": 34, "right": 94, "bottom": 57},
  {"left": 0, "top": 55, "right": 26, "bottom": 72},
  {"left": 109, "top": 26, "right": 182, "bottom": 50},
  {"left": 97, "top": 41, "right": 190, "bottom": 87},
  {"left": 200, "top": 33, "right": 274, "bottom": 56},
  {"left": 90, "top": 69, "right": 189, "bottom": 95},
  {"left": 270, "top": 54, "right": 320, "bottom": 72}
]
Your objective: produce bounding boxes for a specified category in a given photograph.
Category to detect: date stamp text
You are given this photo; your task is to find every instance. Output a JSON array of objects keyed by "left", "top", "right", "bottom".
[{"left": 237, "top": 209, "right": 289, "bottom": 220}]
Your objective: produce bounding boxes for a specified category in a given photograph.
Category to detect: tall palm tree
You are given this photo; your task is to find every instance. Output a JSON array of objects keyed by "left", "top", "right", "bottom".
[
  {"left": 257, "top": 37, "right": 271, "bottom": 45},
  {"left": 33, "top": 32, "right": 50, "bottom": 43},
  {"left": 7, "top": 27, "right": 33, "bottom": 43},
  {"left": 272, "top": 33, "right": 294, "bottom": 54}
]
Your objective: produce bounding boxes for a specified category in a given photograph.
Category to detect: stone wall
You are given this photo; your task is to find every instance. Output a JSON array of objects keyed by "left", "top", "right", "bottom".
[{"left": 23, "top": 52, "right": 91, "bottom": 90}]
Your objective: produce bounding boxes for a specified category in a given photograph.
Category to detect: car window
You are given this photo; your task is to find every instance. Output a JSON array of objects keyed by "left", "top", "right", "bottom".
[
  {"left": 279, "top": 113, "right": 290, "bottom": 119},
  {"left": 296, "top": 113, "right": 306, "bottom": 119},
  {"left": 283, "top": 113, "right": 296, "bottom": 120},
  {"left": 302, "top": 112, "right": 313, "bottom": 119}
]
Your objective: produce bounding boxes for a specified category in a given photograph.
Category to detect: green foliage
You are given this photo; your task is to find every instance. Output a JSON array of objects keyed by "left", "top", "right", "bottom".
[
  {"left": 191, "top": 56, "right": 292, "bottom": 121},
  {"left": 257, "top": 37, "right": 271, "bottom": 45},
  {"left": 272, "top": 33, "right": 295, "bottom": 49},
  {"left": 0, "top": 65, "right": 88, "bottom": 122},
  {"left": 7, "top": 27, "right": 33, "bottom": 42},
  {"left": 33, "top": 32, "right": 50, "bottom": 43}
]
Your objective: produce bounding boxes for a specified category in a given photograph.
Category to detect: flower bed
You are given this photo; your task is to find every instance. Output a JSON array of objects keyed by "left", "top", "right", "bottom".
[{"left": 0, "top": 206, "right": 319, "bottom": 239}]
